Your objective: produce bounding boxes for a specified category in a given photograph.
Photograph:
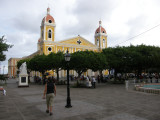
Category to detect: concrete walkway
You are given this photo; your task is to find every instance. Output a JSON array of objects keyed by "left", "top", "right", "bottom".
[{"left": 0, "top": 79, "right": 160, "bottom": 120}]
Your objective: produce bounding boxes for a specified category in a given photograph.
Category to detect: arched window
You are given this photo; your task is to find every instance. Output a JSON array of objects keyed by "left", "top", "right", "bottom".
[
  {"left": 48, "top": 30, "right": 52, "bottom": 38},
  {"left": 103, "top": 39, "right": 105, "bottom": 48},
  {"left": 97, "top": 39, "right": 99, "bottom": 46}
]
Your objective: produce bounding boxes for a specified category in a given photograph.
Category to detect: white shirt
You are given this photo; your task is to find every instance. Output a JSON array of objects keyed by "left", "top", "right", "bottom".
[{"left": 92, "top": 77, "right": 96, "bottom": 82}]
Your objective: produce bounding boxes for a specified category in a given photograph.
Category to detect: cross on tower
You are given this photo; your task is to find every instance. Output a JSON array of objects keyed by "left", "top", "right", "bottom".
[{"left": 77, "top": 39, "right": 81, "bottom": 45}]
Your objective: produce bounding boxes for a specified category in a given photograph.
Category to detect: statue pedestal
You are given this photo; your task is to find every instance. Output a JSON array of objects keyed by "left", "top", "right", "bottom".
[
  {"left": 18, "top": 74, "right": 29, "bottom": 87},
  {"left": 18, "top": 62, "right": 29, "bottom": 87}
]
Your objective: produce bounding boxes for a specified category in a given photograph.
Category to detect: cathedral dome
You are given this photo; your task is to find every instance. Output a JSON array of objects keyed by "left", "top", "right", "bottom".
[
  {"left": 41, "top": 7, "right": 55, "bottom": 25},
  {"left": 95, "top": 21, "right": 106, "bottom": 34}
]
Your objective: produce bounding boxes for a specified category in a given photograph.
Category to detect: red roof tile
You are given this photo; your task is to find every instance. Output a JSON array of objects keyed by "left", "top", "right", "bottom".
[{"left": 95, "top": 26, "right": 106, "bottom": 34}]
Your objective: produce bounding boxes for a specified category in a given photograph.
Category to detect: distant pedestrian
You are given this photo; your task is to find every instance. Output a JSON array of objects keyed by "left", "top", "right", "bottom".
[
  {"left": 149, "top": 75, "right": 152, "bottom": 83},
  {"left": 97, "top": 75, "right": 100, "bottom": 83},
  {"left": 0, "top": 87, "right": 6, "bottom": 96},
  {"left": 3, "top": 89, "right": 6, "bottom": 96},
  {"left": 43, "top": 75, "right": 47, "bottom": 85},
  {"left": 43, "top": 77, "right": 56, "bottom": 116},
  {"left": 155, "top": 74, "right": 159, "bottom": 83},
  {"left": 88, "top": 80, "right": 92, "bottom": 88},
  {"left": 92, "top": 77, "right": 96, "bottom": 88},
  {"left": 125, "top": 80, "right": 129, "bottom": 90},
  {"left": 86, "top": 76, "right": 89, "bottom": 86}
]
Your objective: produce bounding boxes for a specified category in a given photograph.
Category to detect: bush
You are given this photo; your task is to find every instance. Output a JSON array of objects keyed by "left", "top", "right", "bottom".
[{"left": 0, "top": 75, "right": 7, "bottom": 84}]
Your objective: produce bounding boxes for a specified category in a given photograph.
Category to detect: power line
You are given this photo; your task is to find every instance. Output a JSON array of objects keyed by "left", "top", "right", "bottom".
[{"left": 115, "top": 23, "right": 160, "bottom": 46}]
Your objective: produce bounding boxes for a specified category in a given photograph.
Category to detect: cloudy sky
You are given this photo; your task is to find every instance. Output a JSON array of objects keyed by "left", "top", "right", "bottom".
[{"left": 0, "top": 0, "right": 160, "bottom": 74}]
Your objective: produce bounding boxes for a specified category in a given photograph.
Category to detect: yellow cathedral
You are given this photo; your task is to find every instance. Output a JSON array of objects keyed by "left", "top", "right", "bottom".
[{"left": 8, "top": 8, "right": 108, "bottom": 78}]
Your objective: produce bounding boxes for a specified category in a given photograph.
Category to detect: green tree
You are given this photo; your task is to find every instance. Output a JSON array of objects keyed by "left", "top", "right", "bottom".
[
  {"left": 70, "top": 51, "right": 89, "bottom": 77},
  {"left": 47, "top": 51, "right": 64, "bottom": 81},
  {"left": 103, "top": 47, "right": 125, "bottom": 79},
  {"left": 29, "top": 54, "right": 49, "bottom": 81},
  {"left": 88, "top": 51, "right": 108, "bottom": 80},
  {"left": 126, "top": 45, "right": 157, "bottom": 78},
  {"left": 0, "top": 36, "right": 13, "bottom": 61},
  {"left": 103, "top": 45, "right": 160, "bottom": 81}
]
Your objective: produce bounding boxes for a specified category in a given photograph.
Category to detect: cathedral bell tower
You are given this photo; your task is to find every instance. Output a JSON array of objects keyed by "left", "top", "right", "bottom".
[
  {"left": 94, "top": 21, "right": 107, "bottom": 50},
  {"left": 41, "top": 7, "right": 56, "bottom": 42},
  {"left": 37, "top": 7, "right": 56, "bottom": 53}
]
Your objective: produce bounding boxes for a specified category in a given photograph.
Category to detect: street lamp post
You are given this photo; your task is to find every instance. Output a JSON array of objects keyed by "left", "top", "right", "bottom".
[{"left": 64, "top": 49, "right": 72, "bottom": 108}]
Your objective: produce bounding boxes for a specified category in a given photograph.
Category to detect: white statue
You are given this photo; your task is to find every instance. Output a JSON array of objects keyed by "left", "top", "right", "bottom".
[{"left": 19, "top": 62, "right": 27, "bottom": 75}]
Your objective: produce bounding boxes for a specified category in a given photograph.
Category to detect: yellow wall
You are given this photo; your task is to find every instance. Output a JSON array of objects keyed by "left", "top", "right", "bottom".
[
  {"left": 60, "top": 37, "right": 96, "bottom": 47},
  {"left": 95, "top": 36, "right": 100, "bottom": 46},
  {"left": 102, "top": 36, "right": 107, "bottom": 48},
  {"left": 95, "top": 36, "right": 107, "bottom": 48},
  {"left": 45, "top": 26, "right": 54, "bottom": 41},
  {"left": 76, "top": 48, "right": 83, "bottom": 51},
  {"left": 57, "top": 46, "right": 63, "bottom": 52},
  {"left": 104, "top": 70, "right": 109, "bottom": 75},
  {"left": 73, "top": 48, "right": 76, "bottom": 52}
]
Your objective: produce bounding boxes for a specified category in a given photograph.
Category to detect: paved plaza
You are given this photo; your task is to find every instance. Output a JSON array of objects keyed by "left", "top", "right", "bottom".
[{"left": 0, "top": 79, "right": 160, "bottom": 120}]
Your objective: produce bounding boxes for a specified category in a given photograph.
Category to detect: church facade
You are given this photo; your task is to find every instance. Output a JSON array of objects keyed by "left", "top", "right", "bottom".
[{"left": 8, "top": 8, "right": 108, "bottom": 78}]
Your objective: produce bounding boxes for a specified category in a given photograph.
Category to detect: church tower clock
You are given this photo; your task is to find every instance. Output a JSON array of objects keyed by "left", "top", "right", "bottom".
[{"left": 95, "top": 21, "right": 107, "bottom": 50}]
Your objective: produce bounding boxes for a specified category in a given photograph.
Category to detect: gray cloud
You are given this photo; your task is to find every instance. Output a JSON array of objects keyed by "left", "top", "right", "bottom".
[
  {"left": 6, "top": 32, "right": 38, "bottom": 59},
  {"left": 126, "top": 15, "right": 148, "bottom": 39},
  {"left": 61, "top": 0, "right": 118, "bottom": 38},
  {"left": 12, "top": 13, "right": 41, "bottom": 34}
]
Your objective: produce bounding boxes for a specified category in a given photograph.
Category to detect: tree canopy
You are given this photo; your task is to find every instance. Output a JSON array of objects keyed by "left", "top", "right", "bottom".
[
  {"left": 16, "top": 44, "right": 160, "bottom": 81},
  {"left": 69, "top": 51, "right": 89, "bottom": 77},
  {"left": 0, "top": 36, "right": 13, "bottom": 61},
  {"left": 102, "top": 44, "right": 160, "bottom": 78},
  {"left": 69, "top": 50, "right": 108, "bottom": 77},
  {"left": 47, "top": 51, "right": 64, "bottom": 81}
]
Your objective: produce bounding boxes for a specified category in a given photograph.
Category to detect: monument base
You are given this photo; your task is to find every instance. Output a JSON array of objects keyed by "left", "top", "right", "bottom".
[
  {"left": 18, "top": 75, "right": 29, "bottom": 87},
  {"left": 18, "top": 85, "right": 29, "bottom": 87}
]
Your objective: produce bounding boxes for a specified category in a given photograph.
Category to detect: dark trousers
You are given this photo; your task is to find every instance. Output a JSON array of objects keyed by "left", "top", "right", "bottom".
[{"left": 93, "top": 82, "right": 96, "bottom": 88}]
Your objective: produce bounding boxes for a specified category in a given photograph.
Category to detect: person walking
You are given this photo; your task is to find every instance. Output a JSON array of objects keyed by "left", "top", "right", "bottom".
[
  {"left": 149, "top": 75, "right": 153, "bottom": 83},
  {"left": 97, "top": 75, "right": 100, "bottom": 83},
  {"left": 86, "top": 76, "right": 89, "bottom": 87},
  {"left": 92, "top": 77, "right": 96, "bottom": 88},
  {"left": 43, "top": 77, "right": 56, "bottom": 116},
  {"left": 155, "top": 74, "right": 159, "bottom": 83}
]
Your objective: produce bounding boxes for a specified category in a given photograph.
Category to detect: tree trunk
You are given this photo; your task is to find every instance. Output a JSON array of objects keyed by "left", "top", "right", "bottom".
[
  {"left": 28, "top": 71, "right": 30, "bottom": 83},
  {"left": 56, "top": 69, "right": 59, "bottom": 82},
  {"left": 99, "top": 70, "right": 103, "bottom": 82},
  {"left": 42, "top": 71, "right": 45, "bottom": 85},
  {"left": 114, "top": 69, "right": 117, "bottom": 81},
  {"left": 108, "top": 69, "right": 110, "bottom": 79},
  {"left": 78, "top": 71, "right": 82, "bottom": 78}
]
